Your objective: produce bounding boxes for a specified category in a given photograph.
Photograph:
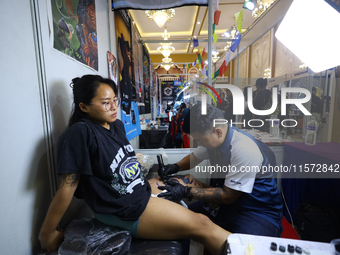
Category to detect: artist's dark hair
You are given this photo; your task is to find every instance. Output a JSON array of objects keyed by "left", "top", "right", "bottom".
[
  {"left": 182, "top": 103, "right": 224, "bottom": 134},
  {"left": 69, "top": 75, "right": 117, "bottom": 126}
]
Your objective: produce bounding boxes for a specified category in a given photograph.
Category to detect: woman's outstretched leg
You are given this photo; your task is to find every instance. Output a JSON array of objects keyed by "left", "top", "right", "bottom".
[{"left": 138, "top": 196, "right": 231, "bottom": 254}]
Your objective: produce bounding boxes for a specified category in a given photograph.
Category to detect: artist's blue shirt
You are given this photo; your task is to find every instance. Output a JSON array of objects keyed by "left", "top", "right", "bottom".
[{"left": 194, "top": 124, "right": 283, "bottom": 230}]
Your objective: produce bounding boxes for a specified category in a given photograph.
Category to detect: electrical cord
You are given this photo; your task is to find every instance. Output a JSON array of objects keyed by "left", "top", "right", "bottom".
[{"left": 281, "top": 188, "right": 294, "bottom": 228}]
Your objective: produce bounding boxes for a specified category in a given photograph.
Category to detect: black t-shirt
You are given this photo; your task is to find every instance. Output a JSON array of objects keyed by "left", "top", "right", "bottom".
[{"left": 57, "top": 118, "right": 151, "bottom": 220}]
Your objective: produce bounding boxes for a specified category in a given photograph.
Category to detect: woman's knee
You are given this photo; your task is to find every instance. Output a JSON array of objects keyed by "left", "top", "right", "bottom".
[{"left": 192, "top": 213, "right": 214, "bottom": 233}]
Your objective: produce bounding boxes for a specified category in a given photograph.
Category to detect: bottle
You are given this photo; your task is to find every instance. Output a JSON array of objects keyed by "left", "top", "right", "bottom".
[
  {"left": 305, "top": 116, "right": 317, "bottom": 146},
  {"left": 269, "top": 115, "right": 280, "bottom": 137}
]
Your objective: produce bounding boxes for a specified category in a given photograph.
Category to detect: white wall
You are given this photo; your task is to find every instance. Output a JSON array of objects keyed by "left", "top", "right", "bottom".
[
  {"left": 0, "top": 1, "right": 50, "bottom": 254},
  {"left": 0, "top": 0, "right": 118, "bottom": 254}
]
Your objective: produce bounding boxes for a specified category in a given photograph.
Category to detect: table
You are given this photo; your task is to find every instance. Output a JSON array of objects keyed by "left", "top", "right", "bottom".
[
  {"left": 281, "top": 142, "right": 340, "bottom": 225},
  {"left": 227, "top": 233, "right": 336, "bottom": 255},
  {"left": 139, "top": 130, "right": 168, "bottom": 149}
]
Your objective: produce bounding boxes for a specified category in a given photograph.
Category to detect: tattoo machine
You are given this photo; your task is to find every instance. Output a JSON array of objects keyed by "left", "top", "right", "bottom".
[{"left": 156, "top": 154, "right": 188, "bottom": 209}]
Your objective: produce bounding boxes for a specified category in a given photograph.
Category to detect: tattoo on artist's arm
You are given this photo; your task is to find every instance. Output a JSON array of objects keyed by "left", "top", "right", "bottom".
[
  {"left": 191, "top": 186, "right": 241, "bottom": 204},
  {"left": 59, "top": 173, "right": 80, "bottom": 188}
]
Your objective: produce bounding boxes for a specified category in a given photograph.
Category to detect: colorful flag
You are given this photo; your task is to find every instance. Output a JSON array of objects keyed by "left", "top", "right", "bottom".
[
  {"left": 225, "top": 50, "right": 230, "bottom": 64},
  {"left": 213, "top": 33, "right": 219, "bottom": 44},
  {"left": 214, "top": 10, "right": 221, "bottom": 25},
  {"left": 230, "top": 32, "right": 241, "bottom": 52},
  {"left": 212, "top": 69, "right": 220, "bottom": 79},
  {"left": 235, "top": 9, "right": 243, "bottom": 34},
  {"left": 219, "top": 60, "right": 229, "bottom": 76},
  {"left": 193, "top": 38, "right": 199, "bottom": 48},
  {"left": 202, "top": 45, "right": 207, "bottom": 57}
]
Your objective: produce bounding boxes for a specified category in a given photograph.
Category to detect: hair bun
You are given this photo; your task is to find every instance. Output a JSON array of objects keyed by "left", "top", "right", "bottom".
[{"left": 70, "top": 77, "right": 80, "bottom": 88}]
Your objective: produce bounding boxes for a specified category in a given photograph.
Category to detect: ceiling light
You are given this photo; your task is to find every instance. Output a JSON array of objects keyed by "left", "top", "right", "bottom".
[
  {"left": 243, "top": 0, "right": 255, "bottom": 11},
  {"left": 157, "top": 27, "right": 175, "bottom": 58},
  {"left": 224, "top": 30, "right": 231, "bottom": 38},
  {"left": 161, "top": 57, "right": 173, "bottom": 71},
  {"left": 157, "top": 45, "right": 175, "bottom": 58},
  {"left": 162, "top": 64, "right": 172, "bottom": 71},
  {"left": 275, "top": 0, "right": 340, "bottom": 72},
  {"left": 224, "top": 22, "right": 237, "bottom": 51},
  {"left": 162, "top": 57, "right": 172, "bottom": 63},
  {"left": 197, "top": 21, "right": 201, "bottom": 24},
  {"left": 252, "top": 0, "right": 275, "bottom": 19},
  {"left": 212, "top": 51, "right": 219, "bottom": 63},
  {"left": 264, "top": 68, "right": 271, "bottom": 78},
  {"left": 145, "top": 9, "right": 175, "bottom": 28},
  {"left": 299, "top": 63, "right": 308, "bottom": 69}
]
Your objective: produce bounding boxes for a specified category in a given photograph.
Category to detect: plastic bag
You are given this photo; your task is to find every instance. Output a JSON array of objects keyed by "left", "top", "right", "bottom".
[
  {"left": 136, "top": 153, "right": 154, "bottom": 177},
  {"left": 58, "top": 218, "right": 131, "bottom": 255},
  {"left": 159, "top": 148, "right": 168, "bottom": 165}
]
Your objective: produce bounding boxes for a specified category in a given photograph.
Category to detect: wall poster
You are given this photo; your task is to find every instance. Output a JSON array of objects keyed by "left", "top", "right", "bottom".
[
  {"left": 115, "top": 9, "right": 136, "bottom": 114},
  {"left": 131, "top": 24, "right": 144, "bottom": 109},
  {"left": 107, "top": 51, "right": 117, "bottom": 85},
  {"left": 115, "top": 10, "right": 141, "bottom": 140},
  {"left": 51, "top": 0, "right": 98, "bottom": 70},
  {"left": 143, "top": 45, "right": 151, "bottom": 114}
]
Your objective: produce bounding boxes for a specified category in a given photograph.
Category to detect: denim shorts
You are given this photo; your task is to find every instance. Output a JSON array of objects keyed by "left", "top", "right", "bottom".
[{"left": 94, "top": 213, "right": 140, "bottom": 238}]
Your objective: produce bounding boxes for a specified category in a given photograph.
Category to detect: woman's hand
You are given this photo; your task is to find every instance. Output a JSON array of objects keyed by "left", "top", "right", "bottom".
[{"left": 40, "top": 229, "right": 64, "bottom": 252}]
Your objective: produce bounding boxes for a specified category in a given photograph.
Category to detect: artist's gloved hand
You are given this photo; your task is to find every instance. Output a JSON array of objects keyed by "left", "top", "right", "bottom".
[
  {"left": 158, "top": 163, "right": 180, "bottom": 180},
  {"left": 158, "top": 179, "right": 192, "bottom": 202}
]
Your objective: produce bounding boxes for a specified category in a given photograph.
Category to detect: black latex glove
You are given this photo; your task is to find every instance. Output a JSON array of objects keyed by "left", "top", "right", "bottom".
[
  {"left": 158, "top": 163, "right": 180, "bottom": 180},
  {"left": 157, "top": 179, "right": 192, "bottom": 202}
]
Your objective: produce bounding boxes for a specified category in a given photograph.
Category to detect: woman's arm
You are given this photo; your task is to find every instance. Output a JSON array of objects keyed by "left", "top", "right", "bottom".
[{"left": 40, "top": 173, "right": 80, "bottom": 252}]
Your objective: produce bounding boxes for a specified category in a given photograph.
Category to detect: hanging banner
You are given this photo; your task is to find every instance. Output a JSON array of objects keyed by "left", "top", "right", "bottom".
[
  {"left": 143, "top": 45, "right": 151, "bottom": 114},
  {"left": 121, "top": 101, "right": 142, "bottom": 141},
  {"left": 162, "top": 81, "right": 176, "bottom": 102},
  {"left": 51, "top": 0, "right": 98, "bottom": 70},
  {"left": 131, "top": 24, "right": 144, "bottom": 105},
  {"left": 112, "top": 0, "right": 208, "bottom": 10},
  {"left": 115, "top": 10, "right": 135, "bottom": 114}
]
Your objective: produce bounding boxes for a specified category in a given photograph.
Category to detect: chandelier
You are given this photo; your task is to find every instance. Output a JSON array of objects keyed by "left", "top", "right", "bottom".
[
  {"left": 252, "top": 0, "right": 276, "bottom": 19},
  {"left": 157, "top": 27, "right": 175, "bottom": 58},
  {"left": 212, "top": 50, "right": 219, "bottom": 63},
  {"left": 264, "top": 68, "right": 271, "bottom": 78},
  {"left": 223, "top": 18, "right": 238, "bottom": 51},
  {"left": 145, "top": 9, "right": 175, "bottom": 28},
  {"left": 161, "top": 57, "right": 173, "bottom": 71}
]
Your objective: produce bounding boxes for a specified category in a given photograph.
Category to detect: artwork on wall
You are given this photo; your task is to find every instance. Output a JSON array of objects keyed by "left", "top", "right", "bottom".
[
  {"left": 115, "top": 9, "right": 136, "bottom": 114},
  {"left": 131, "top": 24, "right": 144, "bottom": 106},
  {"left": 107, "top": 51, "right": 117, "bottom": 85},
  {"left": 51, "top": 0, "right": 98, "bottom": 70},
  {"left": 143, "top": 45, "right": 151, "bottom": 114}
]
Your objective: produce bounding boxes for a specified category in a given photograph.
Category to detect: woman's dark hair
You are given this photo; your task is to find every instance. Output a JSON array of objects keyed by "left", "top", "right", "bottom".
[
  {"left": 69, "top": 74, "right": 117, "bottom": 126},
  {"left": 182, "top": 103, "right": 224, "bottom": 134}
]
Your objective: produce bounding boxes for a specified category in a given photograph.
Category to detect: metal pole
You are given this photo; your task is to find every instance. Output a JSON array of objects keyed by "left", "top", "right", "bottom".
[
  {"left": 304, "top": 68, "right": 313, "bottom": 140},
  {"left": 208, "top": 0, "right": 213, "bottom": 88},
  {"left": 236, "top": 47, "right": 240, "bottom": 123}
]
